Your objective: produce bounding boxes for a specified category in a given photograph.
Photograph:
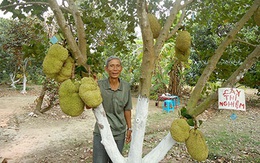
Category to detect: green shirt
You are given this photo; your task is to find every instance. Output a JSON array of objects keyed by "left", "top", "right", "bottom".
[{"left": 94, "top": 78, "right": 132, "bottom": 140}]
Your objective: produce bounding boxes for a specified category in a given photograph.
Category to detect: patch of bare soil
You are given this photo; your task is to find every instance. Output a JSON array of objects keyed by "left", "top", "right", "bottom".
[
  {"left": 0, "top": 85, "right": 259, "bottom": 163},
  {"left": 0, "top": 85, "right": 95, "bottom": 163}
]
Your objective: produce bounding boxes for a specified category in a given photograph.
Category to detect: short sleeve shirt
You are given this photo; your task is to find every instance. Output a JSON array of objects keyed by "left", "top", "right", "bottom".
[{"left": 94, "top": 78, "right": 132, "bottom": 140}]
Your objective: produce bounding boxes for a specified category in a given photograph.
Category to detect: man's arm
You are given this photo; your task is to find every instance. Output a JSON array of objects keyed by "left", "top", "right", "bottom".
[{"left": 124, "top": 110, "right": 132, "bottom": 144}]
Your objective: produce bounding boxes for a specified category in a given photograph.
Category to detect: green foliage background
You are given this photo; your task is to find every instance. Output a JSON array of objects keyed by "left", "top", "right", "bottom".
[{"left": 0, "top": 0, "right": 259, "bottom": 95}]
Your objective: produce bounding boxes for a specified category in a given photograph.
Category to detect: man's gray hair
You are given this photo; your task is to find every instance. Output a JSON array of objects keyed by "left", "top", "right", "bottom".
[{"left": 105, "top": 56, "right": 122, "bottom": 67}]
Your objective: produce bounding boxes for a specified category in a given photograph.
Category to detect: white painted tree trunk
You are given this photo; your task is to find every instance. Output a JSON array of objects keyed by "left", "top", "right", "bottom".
[
  {"left": 93, "top": 104, "right": 127, "bottom": 163},
  {"left": 20, "top": 74, "right": 27, "bottom": 94},
  {"left": 9, "top": 73, "right": 20, "bottom": 89},
  {"left": 93, "top": 96, "right": 176, "bottom": 163},
  {"left": 142, "top": 132, "right": 176, "bottom": 163},
  {"left": 128, "top": 96, "right": 149, "bottom": 163},
  {"left": 21, "top": 58, "right": 28, "bottom": 94}
]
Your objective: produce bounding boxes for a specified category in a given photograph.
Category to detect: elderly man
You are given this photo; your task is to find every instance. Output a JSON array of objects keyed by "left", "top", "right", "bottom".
[{"left": 93, "top": 56, "right": 133, "bottom": 163}]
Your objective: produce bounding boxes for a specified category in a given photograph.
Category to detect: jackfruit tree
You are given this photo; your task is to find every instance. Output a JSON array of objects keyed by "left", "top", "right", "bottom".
[
  {"left": 135, "top": 0, "right": 260, "bottom": 162},
  {"left": 1, "top": 0, "right": 260, "bottom": 162}
]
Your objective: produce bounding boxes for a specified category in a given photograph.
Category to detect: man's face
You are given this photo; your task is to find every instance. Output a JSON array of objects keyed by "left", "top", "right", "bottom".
[{"left": 105, "top": 59, "right": 122, "bottom": 79}]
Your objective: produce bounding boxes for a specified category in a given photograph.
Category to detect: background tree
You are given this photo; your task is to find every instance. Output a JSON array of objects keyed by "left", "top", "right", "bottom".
[
  {"left": 0, "top": 17, "right": 49, "bottom": 88},
  {"left": 185, "top": 0, "right": 260, "bottom": 95}
]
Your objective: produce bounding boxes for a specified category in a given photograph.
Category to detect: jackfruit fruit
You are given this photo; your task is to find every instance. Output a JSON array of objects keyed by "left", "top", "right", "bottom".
[
  {"left": 80, "top": 77, "right": 98, "bottom": 91},
  {"left": 254, "top": 7, "right": 260, "bottom": 26},
  {"left": 147, "top": 13, "right": 161, "bottom": 39},
  {"left": 42, "top": 44, "right": 69, "bottom": 80},
  {"left": 170, "top": 118, "right": 190, "bottom": 142},
  {"left": 45, "top": 72, "right": 57, "bottom": 79},
  {"left": 47, "top": 44, "right": 69, "bottom": 61},
  {"left": 185, "top": 128, "right": 208, "bottom": 161},
  {"left": 79, "top": 77, "right": 102, "bottom": 108},
  {"left": 43, "top": 55, "right": 64, "bottom": 75},
  {"left": 59, "top": 79, "right": 84, "bottom": 117},
  {"left": 175, "top": 47, "right": 190, "bottom": 62},
  {"left": 175, "top": 31, "right": 191, "bottom": 52},
  {"left": 56, "top": 56, "right": 74, "bottom": 82}
]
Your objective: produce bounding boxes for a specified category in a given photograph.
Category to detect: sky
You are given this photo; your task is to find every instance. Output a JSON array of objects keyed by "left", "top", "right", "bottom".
[
  {"left": 0, "top": 11, "right": 12, "bottom": 18},
  {"left": 0, "top": 0, "right": 63, "bottom": 18},
  {"left": 0, "top": 0, "right": 13, "bottom": 18}
]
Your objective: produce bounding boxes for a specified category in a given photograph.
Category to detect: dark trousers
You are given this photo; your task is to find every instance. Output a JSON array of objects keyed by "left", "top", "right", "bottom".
[{"left": 93, "top": 133, "right": 125, "bottom": 163}]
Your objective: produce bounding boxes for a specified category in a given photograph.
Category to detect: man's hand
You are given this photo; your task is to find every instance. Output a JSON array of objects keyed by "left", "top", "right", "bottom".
[{"left": 126, "top": 130, "right": 132, "bottom": 144}]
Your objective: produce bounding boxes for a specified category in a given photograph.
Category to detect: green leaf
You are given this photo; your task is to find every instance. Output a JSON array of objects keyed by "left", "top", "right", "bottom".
[
  {"left": 87, "top": 58, "right": 92, "bottom": 65},
  {"left": 180, "top": 107, "right": 193, "bottom": 119},
  {"left": 186, "top": 118, "right": 195, "bottom": 126},
  {"left": 198, "top": 120, "right": 203, "bottom": 126}
]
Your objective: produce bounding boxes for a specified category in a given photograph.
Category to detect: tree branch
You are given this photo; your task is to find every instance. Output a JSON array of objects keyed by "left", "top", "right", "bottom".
[
  {"left": 190, "top": 44, "right": 260, "bottom": 116},
  {"left": 142, "top": 132, "right": 176, "bottom": 163},
  {"left": 154, "top": 0, "right": 181, "bottom": 58},
  {"left": 154, "top": 0, "right": 194, "bottom": 57},
  {"left": 186, "top": 0, "right": 260, "bottom": 113},
  {"left": 47, "top": 0, "right": 87, "bottom": 68},
  {"left": 234, "top": 39, "right": 257, "bottom": 47},
  {"left": 167, "top": 8, "right": 186, "bottom": 40},
  {"left": 68, "top": 0, "right": 87, "bottom": 58}
]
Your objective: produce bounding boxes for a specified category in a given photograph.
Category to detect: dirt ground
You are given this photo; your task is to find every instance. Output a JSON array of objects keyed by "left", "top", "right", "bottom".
[{"left": 0, "top": 84, "right": 259, "bottom": 163}]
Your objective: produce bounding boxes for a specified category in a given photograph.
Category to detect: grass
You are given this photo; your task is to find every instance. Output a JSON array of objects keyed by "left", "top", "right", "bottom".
[
  {"left": 206, "top": 130, "right": 260, "bottom": 162},
  {"left": 200, "top": 109, "right": 260, "bottom": 162}
]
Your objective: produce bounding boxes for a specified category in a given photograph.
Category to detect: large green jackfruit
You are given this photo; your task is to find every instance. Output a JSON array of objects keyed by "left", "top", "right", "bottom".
[
  {"left": 175, "top": 31, "right": 191, "bottom": 52},
  {"left": 59, "top": 79, "right": 84, "bottom": 117},
  {"left": 185, "top": 128, "right": 209, "bottom": 161},
  {"left": 43, "top": 44, "right": 69, "bottom": 74},
  {"left": 147, "top": 13, "right": 161, "bottom": 39},
  {"left": 47, "top": 44, "right": 69, "bottom": 61},
  {"left": 170, "top": 118, "right": 190, "bottom": 142},
  {"left": 56, "top": 56, "right": 74, "bottom": 82},
  {"left": 42, "top": 44, "right": 74, "bottom": 82},
  {"left": 79, "top": 77, "right": 102, "bottom": 108},
  {"left": 175, "top": 47, "right": 191, "bottom": 62},
  {"left": 43, "top": 55, "right": 64, "bottom": 75},
  {"left": 254, "top": 7, "right": 260, "bottom": 26}
]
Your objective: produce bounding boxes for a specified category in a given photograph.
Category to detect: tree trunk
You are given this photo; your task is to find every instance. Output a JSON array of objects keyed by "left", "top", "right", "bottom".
[
  {"left": 20, "top": 74, "right": 27, "bottom": 94},
  {"left": 34, "top": 84, "right": 47, "bottom": 115},
  {"left": 93, "top": 104, "right": 126, "bottom": 163},
  {"left": 21, "top": 58, "right": 29, "bottom": 94},
  {"left": 128, "top": 96, "right": 149, "bottom": 162},
  {"left": 137, "top": 0, "right": 156, "bottom": 97},
  {"left": 10, "top": 73, "right": 19, "bottom": 89},
  {"left": 168, "top": 60, "right": 181, "bottom": 96},
  {"left": 34, "top": 80, "right": 58, "bottom": 114},
  {"left": 92, "top": 96, "right": 175, "bottom": 163}
]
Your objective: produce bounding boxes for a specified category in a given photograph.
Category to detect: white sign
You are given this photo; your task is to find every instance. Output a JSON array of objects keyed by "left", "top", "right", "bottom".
[{"left": 218, "top": 88, "right": 246, "bottom": 111}]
